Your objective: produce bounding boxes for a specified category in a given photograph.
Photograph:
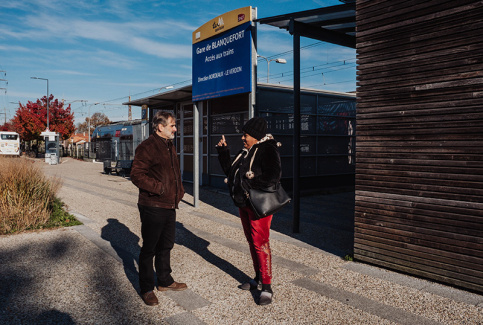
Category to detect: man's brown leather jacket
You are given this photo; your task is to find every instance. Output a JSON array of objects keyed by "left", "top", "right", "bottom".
[{"left": 131, "top": 133, "right": 184, "bottom": 209}]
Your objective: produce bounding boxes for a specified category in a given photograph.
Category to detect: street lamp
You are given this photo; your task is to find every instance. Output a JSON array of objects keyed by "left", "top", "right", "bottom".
[
  {"left": 257, "top": 55, "right": 287, "bottom": 83},
  {"left": 88, "top": 102, "right": 100, "bottom": 143},
  {"left": 159, "top": 85, "right": 174, "bottom": 92},
  {"left": 31, "top": 77, "right": 49, "bottom": 131}
]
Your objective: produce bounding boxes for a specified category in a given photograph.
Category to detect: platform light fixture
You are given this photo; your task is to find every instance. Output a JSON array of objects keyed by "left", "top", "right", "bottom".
[
  {"left": 31, "top": 77, "right": 49, "bottom": 130},
  {"left": 257, "top": 55, "right": 287, "bottom": 83}
]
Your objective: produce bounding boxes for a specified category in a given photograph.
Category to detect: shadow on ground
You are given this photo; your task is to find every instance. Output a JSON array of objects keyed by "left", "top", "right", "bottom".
[
  {"left": 0, "top": 239, "right": 77, "bottom": 324},
  {"left": 183, "top": 183, "right": 355, "bottom": 257},
  {"left": 101, "top": 218, "right": 141, "bottom": 291},
  {"left": 100, "top": 218, "right": 256, "bottom": 302},
  {"left": 176, "top": 222, "right": 248, "bottom": 283}
]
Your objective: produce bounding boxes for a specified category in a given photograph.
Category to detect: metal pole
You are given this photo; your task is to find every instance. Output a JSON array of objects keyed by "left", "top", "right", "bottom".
[
  {"left": 46, "top": 79, "right": 49, "bottom": 130},
  {"left": 256, "top": 55, "right": 270, "bottom": 83},
  {"left": 88, "top": 105, "right": 91, "bottom": 143},
  {"left": 267, "top": 60, "right": 270, "bottom": 83},
  {"left": 193, "top": 101, "right": 200, "bottom": 208},
  {"left": 251, "top": 10, "right": 257, "bottom": 119},
  {"left": 292, "top": 24, "right": 301, "bottom": 233},
  {"left": 30, "top": 77, "right": 49, "bottom": 130}
]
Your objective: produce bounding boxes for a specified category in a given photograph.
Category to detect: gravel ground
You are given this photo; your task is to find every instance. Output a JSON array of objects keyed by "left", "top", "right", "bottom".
[{"left": 0, "top": 157, "right": 482, "bottom": 325}]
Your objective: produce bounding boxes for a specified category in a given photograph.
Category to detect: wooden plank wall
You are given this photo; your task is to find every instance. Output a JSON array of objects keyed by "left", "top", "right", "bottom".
[{"left": 354, "top": 0, "right": 483, "bottom": 293}]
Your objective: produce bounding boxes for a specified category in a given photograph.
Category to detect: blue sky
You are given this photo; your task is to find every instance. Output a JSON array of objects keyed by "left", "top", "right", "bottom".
[{"left": 0, "top": 0, "right": 355, "bottom": 125}]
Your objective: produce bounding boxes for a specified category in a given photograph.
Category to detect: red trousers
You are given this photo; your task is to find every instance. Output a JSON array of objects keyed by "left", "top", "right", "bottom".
[{"left": 239, "top": 206, "right": 273, "bottom": 284}]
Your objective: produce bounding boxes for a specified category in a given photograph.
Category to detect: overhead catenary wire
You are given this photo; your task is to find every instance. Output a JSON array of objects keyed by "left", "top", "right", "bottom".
[
  {"left": 95, "top": 41, "right": 355, "bottom": 109},
  {"left": 258, "top": 60, "right": 356, "bottom": 86}
]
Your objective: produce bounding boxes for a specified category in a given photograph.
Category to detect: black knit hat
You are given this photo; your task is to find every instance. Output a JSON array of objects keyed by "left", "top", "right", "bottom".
[{"left": 242, "top": 117, "right": 267, "bottom": 140}]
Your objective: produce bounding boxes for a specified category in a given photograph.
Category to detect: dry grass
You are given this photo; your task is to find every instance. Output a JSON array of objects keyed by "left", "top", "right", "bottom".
[{"left": 0, "top": 157, "right": 62, "bottom": 234}]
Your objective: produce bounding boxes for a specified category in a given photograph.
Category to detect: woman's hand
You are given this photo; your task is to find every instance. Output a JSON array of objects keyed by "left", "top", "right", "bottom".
[{"left": 217, "top": 135, "right": 227, "bottom": 147}]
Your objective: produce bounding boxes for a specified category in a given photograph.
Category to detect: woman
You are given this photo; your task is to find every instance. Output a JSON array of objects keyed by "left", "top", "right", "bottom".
[{"left": 216, "top": 117, "right": 282, "bottom": 306}]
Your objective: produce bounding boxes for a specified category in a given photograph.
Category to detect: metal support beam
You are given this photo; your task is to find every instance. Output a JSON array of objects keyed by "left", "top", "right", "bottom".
[
  {"left": 290, "top": 20, "right": 355, "bottom": 49},
  {"left": 193, "top": 101, "right": 200, "bottom": 208},
  {"left": 250, "top": 7, "right": 258, "bottom": 119},
  {"left": 292, "top": 18, "right": 301, "bottom": 234}
]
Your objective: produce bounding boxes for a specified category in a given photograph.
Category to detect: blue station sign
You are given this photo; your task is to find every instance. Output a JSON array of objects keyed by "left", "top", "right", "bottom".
[{"left": 192, "top": 21, "right": 252, "bottom": 101}]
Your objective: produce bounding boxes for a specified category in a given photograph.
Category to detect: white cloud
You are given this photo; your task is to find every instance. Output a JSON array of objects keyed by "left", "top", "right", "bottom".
[
  {"left": 52, "top": 70, "right": 96, "bottom": 76},
  {"left": 0, "top": 44, "right": 31, "bottom": 52},
  {"left": 15, "top": 14, "right": 193, "bottom": 59}
]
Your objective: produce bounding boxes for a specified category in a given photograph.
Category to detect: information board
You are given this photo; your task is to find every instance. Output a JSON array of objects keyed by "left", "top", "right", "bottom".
[{"left": 192, "top": 21, "right": 252, "bottom": 101}]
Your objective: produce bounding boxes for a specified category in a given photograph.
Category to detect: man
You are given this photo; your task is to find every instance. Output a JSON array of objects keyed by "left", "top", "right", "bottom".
[{"left": 130, "top": 111, "right": 186, "bottom": 306}]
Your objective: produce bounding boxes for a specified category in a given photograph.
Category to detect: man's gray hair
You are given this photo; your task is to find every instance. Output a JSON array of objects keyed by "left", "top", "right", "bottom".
[{"left": 152, "top": 111, "right": 175, "bottom": 133}]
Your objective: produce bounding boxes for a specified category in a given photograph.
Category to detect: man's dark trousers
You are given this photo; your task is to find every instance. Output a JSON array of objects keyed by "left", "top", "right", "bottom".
[{"left": 138, "top": 204, "right": 176, "bottom": 294}]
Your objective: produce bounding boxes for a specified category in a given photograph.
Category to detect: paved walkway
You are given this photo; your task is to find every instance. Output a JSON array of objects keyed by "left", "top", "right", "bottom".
[{"left": 0, "top": 157, "right": 482, "bottom": 324}]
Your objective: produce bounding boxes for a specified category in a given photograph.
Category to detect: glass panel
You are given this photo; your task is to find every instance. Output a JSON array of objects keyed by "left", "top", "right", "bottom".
[
  {"left": 301, "top": 157, "right": 316, "bottom": 176},
  {"left": 258, "top": 89, "right": 293, "bottom": 113},
  {"left": 317, "top": 97, "right": 356, "bottom": 117},
  {"left": 317, "top": 136, "right": 354, "bottom": 155},
  {"left": 210, "top": 113, "right": 248, "bottom": 135},
  {"left": 209, "top": 156, "right": 225, "bottom": 175},
  {"left": 211, "top": 93, "right": 249, "bottom": 114},
  {"left": 183, "top": 137, "right": 193, "bottom": 153},
  {"left": 262, "top": 113, "right": 315, "bottom": 134},
  {"left": 203, "top": 117, "right": 208, "bottom": 135},
  {"left": 317, "top": 116, "right": 355, "bottom": 135},
  {"left": 271, "top": 135, "right": 315, "bottom": 156},
  {"left": 184, "top": 154, "right": 193, "bottom": 172},
  {"left": 281, "top": 157, "right": 292, "bottom": 178},
  {"left": 301, "top": 115, "right": 316, "bottom": 134},
  {"left": 317, "top": 156, "right": 355, "bottom": 175},
  {"left": 300, "top": 136, "right": 316, "bottom": 155},
  {"left": 259, "top": 91, "right": 315, "bottom": 114},
  {"left": 274, "top": 135, "right": 292, "bottom": 156},
  {"left": 202, "top": 138, "right": 207, "bottom": 153},
  {"left": 210, "top": 135, "right": 244, "bottom": 154},
  {"left": 183, "top": 104, "right": 193, "bottom": 118},
  {"left": 263, "top": 113, "right": 293, "bottom": 133},
  {"left": 203, "top": 101, "right": 208, "bottom": 117},
  {"left": 183, "top": 119, "right": 193, "bottom": 135},
  {"left": 301, "top": 94, "right": 316, "bottom": 114}
]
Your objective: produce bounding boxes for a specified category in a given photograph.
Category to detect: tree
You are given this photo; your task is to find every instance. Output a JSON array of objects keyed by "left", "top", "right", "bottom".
[
  {"left": 77, "top": 112, "right": 111, "bottom": 135},
  {"left": 12, "top": 95, "right": 75, "bottom": 141},
  {"left": 0, "top": 121, "right": 14, "bottom": 131}
]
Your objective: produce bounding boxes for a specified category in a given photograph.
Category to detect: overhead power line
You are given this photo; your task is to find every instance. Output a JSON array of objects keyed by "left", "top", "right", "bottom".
[{"left": 96, "top": 41, "right": 354, "bottom": 106}]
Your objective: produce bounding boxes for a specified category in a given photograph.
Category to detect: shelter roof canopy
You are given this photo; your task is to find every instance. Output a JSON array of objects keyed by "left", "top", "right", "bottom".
[{"left": 256, "top": 3, "right": 355, "bottom": 48}]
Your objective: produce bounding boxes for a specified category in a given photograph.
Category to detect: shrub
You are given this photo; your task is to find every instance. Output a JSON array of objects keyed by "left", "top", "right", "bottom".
[{"left": 0, "top": 157, "right": 66, "bottom": 234}]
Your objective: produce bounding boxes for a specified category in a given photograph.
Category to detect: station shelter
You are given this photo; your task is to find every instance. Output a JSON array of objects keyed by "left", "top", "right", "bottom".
[{"left": 124, "top": 83, "right": 355, "bottom": 193}]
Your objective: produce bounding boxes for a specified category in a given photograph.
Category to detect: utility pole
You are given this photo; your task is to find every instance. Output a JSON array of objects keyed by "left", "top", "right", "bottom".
[
  {"left": 31, "top": 77, "right": 49, "bottom": 130},
  {"left": 0, "top": 71, "right": 7, "bottom": 124},
  {"left": 1, "top": 107, "right": 6, "bottom": 124},
  {"left": 128, "top": 96, "right": 132, "bottom": 121},
  {"left": 88, "top": 102, "right": 100, "bottom": 143}
]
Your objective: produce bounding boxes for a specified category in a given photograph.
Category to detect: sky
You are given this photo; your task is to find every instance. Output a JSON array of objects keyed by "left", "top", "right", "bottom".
[{"left": 0, "top": 0, "right": 355, "bottom": 125}]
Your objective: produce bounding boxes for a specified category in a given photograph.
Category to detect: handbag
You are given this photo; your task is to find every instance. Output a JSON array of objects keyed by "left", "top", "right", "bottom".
[{"left": 246, "top": 183, "right": 291, "bottom": 219}]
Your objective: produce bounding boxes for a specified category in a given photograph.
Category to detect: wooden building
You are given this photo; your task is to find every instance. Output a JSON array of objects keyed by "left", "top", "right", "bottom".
[{"left": 355, "top": 0, "right": 483, "bottom": 293}]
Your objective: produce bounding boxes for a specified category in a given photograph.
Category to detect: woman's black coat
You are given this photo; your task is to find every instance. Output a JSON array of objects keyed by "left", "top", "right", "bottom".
[{"left": 217, "top": 135, "right": 282, "bottom": 208}]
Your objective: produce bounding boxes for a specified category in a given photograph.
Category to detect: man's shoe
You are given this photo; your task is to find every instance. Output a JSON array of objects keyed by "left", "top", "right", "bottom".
[
  {"left": 239, "top": 279, "right": 260, "bottom": 291},
  {"left": 259, "top": 290, "right": 273, "bottom": 306},
  {"left": 157, "top": 281, "right": 188, "bottom": 291},
  {"left": 141, "top": 291, "right": 159, "bottom": 306}
]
